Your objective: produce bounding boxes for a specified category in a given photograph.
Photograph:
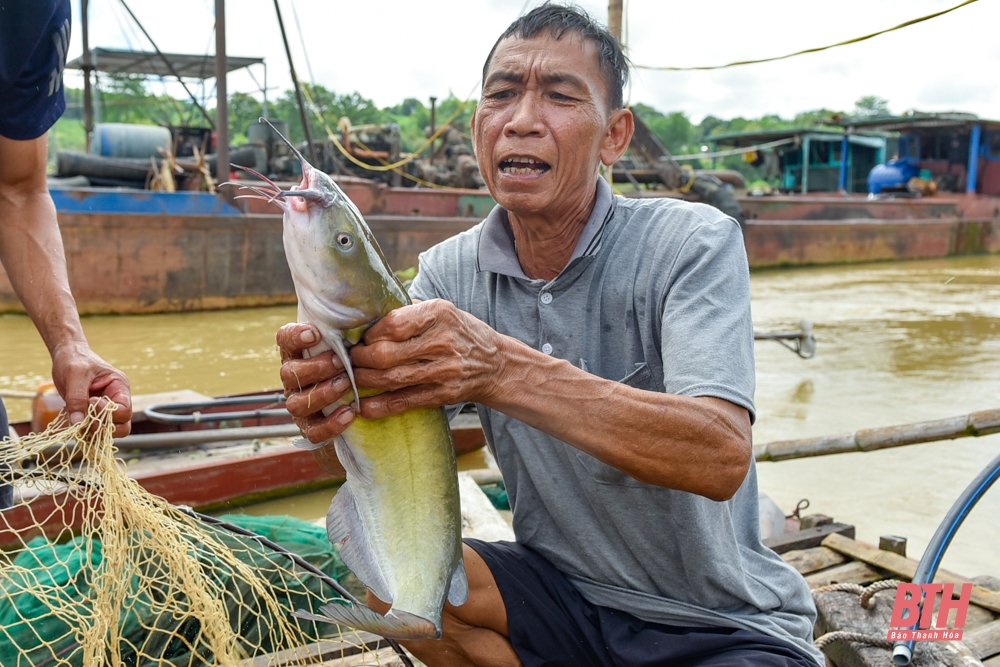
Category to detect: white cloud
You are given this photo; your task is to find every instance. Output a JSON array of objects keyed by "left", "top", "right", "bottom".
[{"left": 64, "top": 0, "right": 1000, "bottom": 125}]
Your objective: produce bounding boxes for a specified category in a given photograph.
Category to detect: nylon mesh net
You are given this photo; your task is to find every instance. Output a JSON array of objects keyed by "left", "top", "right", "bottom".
[{"left": 0, "top": 403, "right": 400, "bottom": 666}]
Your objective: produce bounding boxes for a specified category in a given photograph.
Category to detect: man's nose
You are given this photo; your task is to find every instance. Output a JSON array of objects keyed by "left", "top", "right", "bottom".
[{"left": 505, "top": 93, "right": 544, "bottom": 136}]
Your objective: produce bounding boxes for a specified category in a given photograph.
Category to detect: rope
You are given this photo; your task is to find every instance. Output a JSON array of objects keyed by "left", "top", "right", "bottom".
[
  {"left": 814, "top": 630, "right": 894, "bottom": 651},
  {"left": 633, "top": 0, "right": 978, "bottom": 71},
  {"left": 669, "top": 137, "right": 797, "bottom": 161},
  {"left": 812, "top": 579, "right": 903, "bottom": 609},
  {"left": 301, "top": 84, "right": 473, "bottom": 172},
  {"left": 811, "top": 580, "right": 904, "bottom": 652}
]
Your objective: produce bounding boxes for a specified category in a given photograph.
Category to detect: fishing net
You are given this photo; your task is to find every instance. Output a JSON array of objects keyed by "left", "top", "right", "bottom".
[{"left": 0, "top": 403, "right": 407, "bottom": 667}]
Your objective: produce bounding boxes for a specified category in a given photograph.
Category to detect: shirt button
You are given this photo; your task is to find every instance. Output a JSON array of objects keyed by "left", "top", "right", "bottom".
[
  {"left": 540, "top": 292, "right": 553, "bottom": 305},
  {"left": 541, "top": 343, "right": 553, "bottom": 355}
]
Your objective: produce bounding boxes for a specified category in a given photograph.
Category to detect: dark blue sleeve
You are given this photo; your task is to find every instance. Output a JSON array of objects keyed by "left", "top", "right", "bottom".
[{"left": 0, "top": 0, "right": 71, "bottom": 140}]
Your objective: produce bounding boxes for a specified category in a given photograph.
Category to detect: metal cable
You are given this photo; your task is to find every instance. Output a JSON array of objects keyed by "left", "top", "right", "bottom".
[{"left": 634, "top": 0, "right": 978, "bottom": 72}]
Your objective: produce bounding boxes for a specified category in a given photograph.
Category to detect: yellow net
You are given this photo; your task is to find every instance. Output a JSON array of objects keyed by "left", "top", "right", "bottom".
[{"left": 0, "top": 403, "right": 408, "bottom": 666}]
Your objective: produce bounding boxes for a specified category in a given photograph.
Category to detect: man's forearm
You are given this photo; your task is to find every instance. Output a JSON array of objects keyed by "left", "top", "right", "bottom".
[
  {"left": 484, "top": 334, "right": 752, "bottom": 501},
  {"left": 0, "top": 190, "right": 87, "bottom": 355}
]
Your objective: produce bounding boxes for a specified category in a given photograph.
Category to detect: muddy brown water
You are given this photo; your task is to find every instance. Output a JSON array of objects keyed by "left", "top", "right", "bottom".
[{"left": 1, "top": 255, "right": 998, "bottom": 577}]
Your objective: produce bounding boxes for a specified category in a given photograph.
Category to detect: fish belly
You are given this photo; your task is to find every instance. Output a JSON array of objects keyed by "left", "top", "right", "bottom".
[{"left": 332, "top": 405, "right": 464, "bottom": 628}]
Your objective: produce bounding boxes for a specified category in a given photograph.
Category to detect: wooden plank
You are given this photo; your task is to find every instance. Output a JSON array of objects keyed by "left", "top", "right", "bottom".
[
  {"left": 806, "top": 561, "right": 885, "bottom": 588},
  {"left": 966, "top": 620, "right": 1000, "bottom": 661},
  {"left": 764, "top": 522, "right": 855, "bottom": 554},
  {"left": 244, "top": 632, "right": 387, "bottom": 667},
  {"left": 822, "top": 533, "right": 1000, "bottom": 613},
  {"left": 782, "top": 546, "right": 848, "bottom": 575}
]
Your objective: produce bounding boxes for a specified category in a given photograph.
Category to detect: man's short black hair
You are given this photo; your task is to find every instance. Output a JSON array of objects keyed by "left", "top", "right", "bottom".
[{"left": 482, "top": 3, "right": 629, "bottom": 110}]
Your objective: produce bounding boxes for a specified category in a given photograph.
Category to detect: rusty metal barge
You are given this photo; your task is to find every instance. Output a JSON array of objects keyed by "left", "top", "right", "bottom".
[{"left": 0, "top": 184, "right": 997, "bottom": 315}]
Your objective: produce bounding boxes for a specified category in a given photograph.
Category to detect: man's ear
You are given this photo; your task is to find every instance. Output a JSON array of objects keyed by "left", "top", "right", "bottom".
[
  {"left": 600, "top": 107, "right": 634, "bottom": 166},
  {"left": 469, "top": 107, "right": 478, "bottom": 157}
]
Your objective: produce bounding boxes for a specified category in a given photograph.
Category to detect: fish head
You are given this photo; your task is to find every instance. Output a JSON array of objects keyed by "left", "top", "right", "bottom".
[{"left": 232, "top": 120, "right": 409, "bottom": 336}]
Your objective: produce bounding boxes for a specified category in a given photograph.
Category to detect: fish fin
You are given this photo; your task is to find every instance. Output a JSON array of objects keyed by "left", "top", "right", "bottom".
[
  {"left": 291, "top": 437, "right": 328, "bottom": 452},
  {"left": 447, "top": 563, "right": 469, "bottom": 607},
  {"left": 312, "top": 602, "right": 440, "bottom": 640},
  {"left": 326, "top": 485, "right": 392, "bottom": 603},
  {"left": 328, "top": 335, "right": 360, "bottom": 410},
  {"left": 334, "top": 436, "right": 372, "bottom": 485}
]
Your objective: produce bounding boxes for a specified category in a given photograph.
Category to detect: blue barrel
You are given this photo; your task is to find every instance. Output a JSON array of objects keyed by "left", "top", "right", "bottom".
[
  {"left": 91, "top": 123, "right": 172, "bottom": 159},
  {"left": 868, "top": 160, "right": 920, "bottom": 194}
]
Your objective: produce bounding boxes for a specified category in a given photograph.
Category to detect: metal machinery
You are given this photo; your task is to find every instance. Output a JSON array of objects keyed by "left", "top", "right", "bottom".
[{"left": 617, "top": 113, "right": 746, "bottom": 224}]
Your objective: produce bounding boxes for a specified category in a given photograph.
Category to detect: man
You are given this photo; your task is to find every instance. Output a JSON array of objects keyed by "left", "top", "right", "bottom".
[
  {"left": 0, "top": 0, "right": 132, "bottom": 499},
  {"left": 278, "top": 5, "right": 822, "bottom": 666}
]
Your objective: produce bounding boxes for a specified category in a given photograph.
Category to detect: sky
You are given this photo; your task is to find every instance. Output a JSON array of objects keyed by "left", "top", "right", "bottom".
[{"left": 63, "top": 0, "right": 1000, "bottom": 126}]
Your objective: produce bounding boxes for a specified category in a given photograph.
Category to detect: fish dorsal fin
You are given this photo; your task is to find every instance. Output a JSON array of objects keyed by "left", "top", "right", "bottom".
[
  {"left": 447, "top": 563, "right": 469, "bottom": 607},
  {"left": 326, "top": 484, "right": 392, "bottom": 604},
  {"left": 334, "top": 436, "right": 372, "bottom": 485}
]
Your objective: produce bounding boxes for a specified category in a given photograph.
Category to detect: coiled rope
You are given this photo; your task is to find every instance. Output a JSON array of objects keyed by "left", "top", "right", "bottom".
[{"left": 811, "top": 580, "right": 903, "bottom": 651}]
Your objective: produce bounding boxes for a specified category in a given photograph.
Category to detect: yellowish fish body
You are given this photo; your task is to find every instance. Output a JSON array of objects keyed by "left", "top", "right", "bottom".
[{"left": 233, "top": 121, "right": 466, "bottom": 640}]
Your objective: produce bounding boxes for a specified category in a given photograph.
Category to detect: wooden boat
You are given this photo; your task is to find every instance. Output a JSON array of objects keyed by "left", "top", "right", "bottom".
[{"left": 1, "top": 389, "right": 487, "bottom": 549}]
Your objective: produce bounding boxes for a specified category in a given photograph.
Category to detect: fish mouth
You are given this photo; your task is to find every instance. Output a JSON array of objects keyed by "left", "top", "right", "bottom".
[{"left": 498, "top": 155, "right": 551, "bottom": 176}]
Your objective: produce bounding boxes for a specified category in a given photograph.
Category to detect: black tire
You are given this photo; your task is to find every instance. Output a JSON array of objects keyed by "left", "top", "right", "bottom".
[{"left": 689, "top": 173, "right": 745, "bottom": 227}]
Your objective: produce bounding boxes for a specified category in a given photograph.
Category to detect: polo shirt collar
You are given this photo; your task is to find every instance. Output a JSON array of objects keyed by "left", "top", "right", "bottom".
[{"left": 477, "top": 177, "right": 615, "bottom": 279}]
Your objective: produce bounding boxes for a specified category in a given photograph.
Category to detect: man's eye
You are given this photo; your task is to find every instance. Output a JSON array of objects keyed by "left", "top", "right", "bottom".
[{"left": 490, "top": 90, "right": 514, "bottom": 99}]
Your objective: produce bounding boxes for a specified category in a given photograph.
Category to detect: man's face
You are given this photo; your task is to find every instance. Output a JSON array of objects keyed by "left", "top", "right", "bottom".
[{"left": 473, "top": 33, "right": 627, "bottom": 218}]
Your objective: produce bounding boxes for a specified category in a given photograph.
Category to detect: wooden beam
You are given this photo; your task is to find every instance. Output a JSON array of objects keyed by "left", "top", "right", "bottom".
[
  {"left": 805, "top": 561, "right": 884, "bottom": 588},
  {"left": 781, "top": 546, "right": 847, "bottom": 575},
  {"left": 763, "top": 522, "right": 855, "bottom": 554},
  {"left": 965, "top": 620, "right": 1000, "bottom": 661},
  {"left": 243, "top": 632, "right": 388, "bottom": 667},
  {"left": 822, "top": 533, "right": 1000, "bottom": 613}
]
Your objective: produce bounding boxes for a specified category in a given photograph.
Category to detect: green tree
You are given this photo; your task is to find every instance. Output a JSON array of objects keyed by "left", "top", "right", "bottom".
[{"left": 853, "top": 95, "right": 890, "bottom": 118}]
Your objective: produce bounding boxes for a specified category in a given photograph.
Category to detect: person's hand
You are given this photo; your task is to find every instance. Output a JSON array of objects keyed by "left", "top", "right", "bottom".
[
  {"left": 50, "top": 342, "right": 132, "bottom": 437},
  {"left": 350, "top": 299, "right": 505, "bottom": 419},
  {"left": 277, "top": 323, "right": 356, "bottom": 445}
]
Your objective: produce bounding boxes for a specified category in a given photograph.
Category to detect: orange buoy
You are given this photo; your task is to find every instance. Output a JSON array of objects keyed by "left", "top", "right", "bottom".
[{"left": 31, "top": 382, "right": 65, "bottom": 433}]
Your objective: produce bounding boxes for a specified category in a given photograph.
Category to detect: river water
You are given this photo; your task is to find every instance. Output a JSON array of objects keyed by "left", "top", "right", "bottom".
[{"left": 1, "top": 255, "right": 998, "bottom": 577}]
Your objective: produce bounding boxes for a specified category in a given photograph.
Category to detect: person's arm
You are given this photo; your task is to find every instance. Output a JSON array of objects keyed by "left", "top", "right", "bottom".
[
  {"left": 278, "top": 300, "right": 751, "bottom": 501},
  {"left": 0, "top": 133, "right": 132, "bottom": 435}
]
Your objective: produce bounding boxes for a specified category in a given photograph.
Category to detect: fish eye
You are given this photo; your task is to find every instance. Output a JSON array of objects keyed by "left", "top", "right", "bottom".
[{"left": 335, "top": 232, "right": 354, "bottom": 250}]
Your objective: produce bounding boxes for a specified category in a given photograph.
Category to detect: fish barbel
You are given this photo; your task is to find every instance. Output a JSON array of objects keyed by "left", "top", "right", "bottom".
[{"left": 229, "top": 120, "right": 467, "bottom": 640}]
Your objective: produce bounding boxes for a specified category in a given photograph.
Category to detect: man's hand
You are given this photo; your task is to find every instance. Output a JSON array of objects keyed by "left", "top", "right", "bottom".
[
  {"left": 277, "top": 300, "right": 505, "bottom": 445},
  {"left": 277, "top": 323, "right": 357, "bottom": 444},
  {"left": 352, "top": 299, "right": 505, "bottom": 418},
  {"left": 50, "top": 342, "right": 132, "bottom": 437}
]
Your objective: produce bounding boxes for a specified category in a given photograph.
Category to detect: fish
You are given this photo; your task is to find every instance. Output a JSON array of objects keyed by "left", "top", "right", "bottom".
[{"left": 228, "top": 120, "right": 467, "bottom": 640}]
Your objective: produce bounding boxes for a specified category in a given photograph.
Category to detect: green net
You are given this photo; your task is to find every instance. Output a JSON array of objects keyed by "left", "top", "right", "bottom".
[{"left": 0, "top": 404, "right": 402, "bottom": 666}]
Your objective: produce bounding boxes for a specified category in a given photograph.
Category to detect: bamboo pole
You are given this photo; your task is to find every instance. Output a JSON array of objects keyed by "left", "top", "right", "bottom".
[{"left": 755, "top": 407, "right": 1000, "bottom": 462}]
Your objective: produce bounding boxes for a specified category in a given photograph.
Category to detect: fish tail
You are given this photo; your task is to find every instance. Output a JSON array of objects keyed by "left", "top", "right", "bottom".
[{"left": 293, "top": 602, "right": 440, "bottom": 640}]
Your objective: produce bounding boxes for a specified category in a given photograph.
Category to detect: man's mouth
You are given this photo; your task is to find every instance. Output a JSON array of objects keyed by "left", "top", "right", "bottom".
[{"left": 500, "top": 156, "right": 551, "bottom": 175}]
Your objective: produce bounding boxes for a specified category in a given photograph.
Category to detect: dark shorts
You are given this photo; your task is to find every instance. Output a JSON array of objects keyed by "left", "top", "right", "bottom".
[{"left": 465, "top": 539, "right": 819, "bottom": 667}]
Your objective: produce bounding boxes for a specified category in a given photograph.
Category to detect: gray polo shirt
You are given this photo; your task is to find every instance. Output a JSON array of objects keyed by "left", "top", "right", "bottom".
[{"left": 410, "top": 178, "right": 822, "bottom": 665}]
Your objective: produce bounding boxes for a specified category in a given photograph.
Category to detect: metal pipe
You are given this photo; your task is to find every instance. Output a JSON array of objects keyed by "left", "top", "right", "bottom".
[
  {"left": 143, "top": 393, "right": 288, "bottom": 424},
  {"left": 116, "top": 0, "right": 215, "bottom": 130},
  {"left": 838, "top": 135, "right": 850, "bottom": 191},
  {"left": 966, "top": 123, "right": 982, "bottom": 194},
  {"left": 114, "top": 424, "right": 301, "bottom": 450},
  {"left": 892, "top": 450, "right": 1000, "bottom": 665},
  {"left": 81, "top": 0, "right": 94, "bottom": 152},
  {"left": 273, "top": 0, "right": 318, "bottom": 165},
  {"left": 429, "top": 96, "right": 437, "bottom": 165},
  {"left": 215, "top": 0, "right": 229, "bottom": 185}
]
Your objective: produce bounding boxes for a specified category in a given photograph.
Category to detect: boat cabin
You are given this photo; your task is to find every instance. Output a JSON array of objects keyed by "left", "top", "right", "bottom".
[
  {"left": 708, "top": 128, "right": 887, "bottom": 194},
  {"left": 834, "top": 113, "right": 1000, "bottom": 196}
]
